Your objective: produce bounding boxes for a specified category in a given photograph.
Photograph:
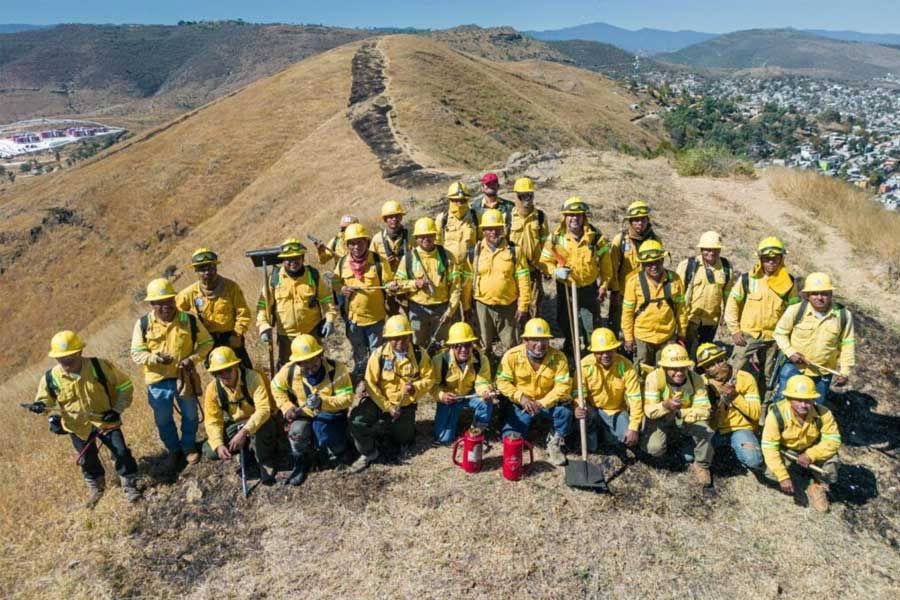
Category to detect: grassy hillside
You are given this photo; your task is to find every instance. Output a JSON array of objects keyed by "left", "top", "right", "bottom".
[{"left": 428, "top": 25, "right": 570, "bottom": 62}]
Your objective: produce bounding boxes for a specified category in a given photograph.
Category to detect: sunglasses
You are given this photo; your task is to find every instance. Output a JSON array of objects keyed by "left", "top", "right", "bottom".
[{"left": 192, "top": 252, "right": 217, "bottom": 263}]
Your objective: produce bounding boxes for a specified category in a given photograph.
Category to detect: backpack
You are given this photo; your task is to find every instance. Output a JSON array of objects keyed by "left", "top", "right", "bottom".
[
  {"left": 772, "top": 402, "right": 826, "bottom": 435},
  {"left": 215, "top": 365, "right": 255, "bottom": 419},
  {"left": 140, "top": 312, "right": 198, "bottom": 347},
  {"left": 617, "top": 229, "right": 659, "bottom": 256},
  {"left": 284, "top": 358, "right": 338, "bottom": 407},
  {"left": 44, "top": 357, "right": 112, "bottom": 403},
  {"left": 469, "top": 240, "right": 518, "bottom": 292},
  {"left": 439, "top": 349, "right": 483, "bottom": 386},
  {"left": 684, "top": 256, "right": 732, "bottom": 297},
  {"left": 269, "top": 265, "right": 322, "bottom": 312},
  {"left": 377, "top": 344, "right": 424, "bottom": 380},
  {"left": 404, "top": 246, "right": 450, "bottom": 285},
  {"left": 634, "top": 270, "right": 676, "bottom": 318},
  {"left": 740, "top": 271, "right": 795, "bottom": 303},
  {"left": 792, "top": 299, "right": 848, "bottom": 332},
  {"left": 381, "top": 228, "right": 409, "bottom": 262},
  {"left": 337, "top": 252, "right": 383, "bottom": 287}
]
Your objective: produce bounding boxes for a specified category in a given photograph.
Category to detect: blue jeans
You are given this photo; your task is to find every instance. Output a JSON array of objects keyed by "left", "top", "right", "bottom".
[
  {"left": 584, "top": 407, "right": 631, "bottom": 452},
  {"left": 148, "top": 378, "right": 199, "bottom": 453},
  {"left": 289, "top": 411, "right": 349, "bottom": 459},
  {"left": 433, "top": 397, "right": 493, "bottom": 444},
  {"left": 502, "top": 402, "right": 573, "bottom": 438},
  {"left": 712, "top": 429, "right": 763, "bottom": 471},
  {"left": 773, "top": 361, "right": 831, "bottom": 403},
  {"left": 346, "top": 320, "right": 384, "bottom": 379}
]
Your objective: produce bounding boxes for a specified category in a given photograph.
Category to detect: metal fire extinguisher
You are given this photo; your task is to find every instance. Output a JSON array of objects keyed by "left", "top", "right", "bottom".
[
  {"left": 452, "top": 427, "right": 485, "bottom": 474},
  {"left": 502, "top": 432, "right": 534, "bottom": 481}
]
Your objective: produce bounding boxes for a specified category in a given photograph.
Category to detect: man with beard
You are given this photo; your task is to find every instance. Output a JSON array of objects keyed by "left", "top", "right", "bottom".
[
  {"left": 471, "top": 172, "right": 515, "bottom": 240},
  {"left": 508, "top": 177, "right": 549, "bottom": 318},
  {"left": 609, "top": 200, "right": 662, "bottom": 335}
]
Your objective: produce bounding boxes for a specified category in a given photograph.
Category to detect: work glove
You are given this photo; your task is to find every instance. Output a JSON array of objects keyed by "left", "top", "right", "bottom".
[
  {"left": 48, "top": 415, "right": 65, "bottom": 435},
  {"left": 554, "top": 267, "right": 571, "bottom": 281},
  {"left": 305, "top": 393, "right": 322, "bottom": 411},
  {"left": 101, "top": 410, "right": 120, "bottom": 423},
  {"left": 260, "top": 330, "right": 273, "bottom": 344},
  {"left": 29, "top": 401, "right": 46, "bottom": 414},
  {"left": 321, "top": 321, "right": 335, "bottom": 338}
]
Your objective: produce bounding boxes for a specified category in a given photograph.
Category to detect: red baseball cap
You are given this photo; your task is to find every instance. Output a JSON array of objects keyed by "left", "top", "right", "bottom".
[{"left": 481, "top": 172, "right": 499, "bottom": 185}]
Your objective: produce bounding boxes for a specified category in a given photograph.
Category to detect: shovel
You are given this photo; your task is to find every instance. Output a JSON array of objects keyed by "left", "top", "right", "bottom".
[{"left": 563, "top": 279, "right": 609, "bottom": 493}]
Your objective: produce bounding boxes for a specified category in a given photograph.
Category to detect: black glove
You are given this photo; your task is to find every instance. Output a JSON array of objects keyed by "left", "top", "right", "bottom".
[
  {"left": 101, "top": 410, "right": 120, "bottom": 423},
  {"left": 48, "top": 415, "right": 66, "bottom": 435},
  {"left": 29, "top": 401, "right": 46, "bottom": 414}
]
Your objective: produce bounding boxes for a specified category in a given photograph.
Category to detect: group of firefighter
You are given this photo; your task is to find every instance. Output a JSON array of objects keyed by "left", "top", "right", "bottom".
[{"left": 30, "top": 172, "right": 854, "bottom": 512}]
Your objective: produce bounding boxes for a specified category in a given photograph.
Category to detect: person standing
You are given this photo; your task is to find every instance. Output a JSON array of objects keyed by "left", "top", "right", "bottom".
[
  {"left": 675, "top": 231, "right": 733, "bottom": 356},
  {"left": 508, "top": 177, "right": 549, "bottom": 318}
]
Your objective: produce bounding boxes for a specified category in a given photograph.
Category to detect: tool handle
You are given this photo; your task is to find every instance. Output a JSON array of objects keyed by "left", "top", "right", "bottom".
[
  {"left": 780, "top": 449, "right": 826, "bottom": 475},
  {"left": 570, "top": 280, "right": 589, "bottom": 463}
]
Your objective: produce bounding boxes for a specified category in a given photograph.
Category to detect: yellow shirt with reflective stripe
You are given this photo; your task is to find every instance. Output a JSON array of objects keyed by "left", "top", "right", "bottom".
[
  {"left": 394, "top": 246, "right": 461, "bottom": 309},
  {"left": 709, "top": 369, "right": 761, "bottom": 433},
  {"left": 370, "top": 228, "right": 409, "bottom": 267},
  {"left": 332, "top": 252, "right": 394, "bottom": 326},
  {"left": 130, "top": 311, "right": 213, "bottom": 384},
  {"left": 643, "top": 368, "right": 710, "bottom": 424},
  {"left": 430, "top": 350, "right": 493, "bottom": 398},
  {"left": 256, "top": 266, "right": 338, "bottom": 338},
  {"left": 724, "top": 270, "right": 800, "bottom": 340},
  {"left": 317, "top": 233, "right": 347, "bottom": 265},
  {"left": 364, "top": 344, "right": 436, "bottom": 411},
  {"left": 675, "top": 256, "right": 734, "bottom": 326},
  {"left": 610, "top": 230, "right": 661, "bottom": 293},
  {"left": 202, "top": 368, "right": 274, "bottom": 450},
  {"left": 761, "top": 401, "right": 841, "bottom": 481},
  {"left": 176, "top": 276, "right": 252, "bottom": 335},
  {"left": 496, "top": 344, "right": 571, "bottom": 409},
  {"left": 435, "top": 207, "right": 477, "bottom": 263},
  {"left": 621, "top": 270, "right": 688, "bottom": 344},
  {"left": 472, "top": 240, "right": 531, "bottom": 312},
  {"left": 509, "top": 209, "right": 549, "bottom": 269},
  {"left": 580, "top": 354, "right": 643, "bottom": 431},
  {"left": 774, "top": 303, "right": 855, "bottom": 377},
  {"left": 271, "top": 359, "right": 354, "bottom": 417},
  {"left": 539, "top": 225, "right": 613, "bottom": 289}
]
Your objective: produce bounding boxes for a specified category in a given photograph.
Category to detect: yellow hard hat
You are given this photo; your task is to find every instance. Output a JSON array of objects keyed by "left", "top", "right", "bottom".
[
  {"left": 190, "top": 247, "right": 219, "bottom": 267},
  {"left": 48, "top": 330, "right": 85, "bottom": 358},
  {"left": 522, "top": 318, "right": 552, "bottom": 339},
  {"left": 696, "top": 343, "right": 727, "bottom": 368},
  {"left": 446, "top": 322, "right": 478, "bottom": 345},
  {"left": 277, "top": 238, "right": 306, "bottom": 259},
  {"left": 637, "top": 239, "right": 668, "bottom": 263},
  {"left": 207, "top": 346, "right": 241, "bottom": 373},
  {"left": 697, "top": 231, "right": 722, "bottom": 249},
  {"left": 588, "top": 328, "right": 620, "bottom": 352},
  {"left": 343, "top": 223, "right": 370, "bottom": 242},
  {"left": 447, "top": 181, "right": 470, "bottom": 200},
  {"left": 757, "top": 236, "right": 786, "bottom": 257},
  {"left": 658, "top": 344, "right": 694, "bottom": 368},
  {"left": 783, "top": 374, "right": 820, "bottom": 400},
  {"left": 383, "top": 314, "right": 414, "bottom": 338},
  {"left": 562, "top": 196, "right": 589, "bottom": 215},
  {"left": 513, "top": 177, "right": 535, "bottom": 194},
  {"left": 479, "top": 208, "right": 505, "bottom": 229},
  {"left": 289, "top": 334, "right": 324, "bottom": 362},
  {"left": 802, "top": 272, "right": 834, "bottom": 293},
  {"left": 413, "top": 217, "right": 439, "bottom": 237},
  {"left": 340, "top": 214, "right": 359, "bottom": 228},
  {"left": 381, "top": 200, "right": 405, "bottom": 218},
  {"left": 145, "top": 278, "right": 176, "bottom": 302},
  {"left": 625, "top": 200, "right": 650, "bottom": 219}
]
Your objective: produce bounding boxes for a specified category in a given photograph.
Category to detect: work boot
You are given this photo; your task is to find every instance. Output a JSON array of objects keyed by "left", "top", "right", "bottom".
[
  {"left": 286, "top": 454, "right": 309, "bottom": 486},
  {"left": 119, "top": 476, "right": 142, "bottom": 503},
  {"left": 807, "top": 482, "right": 830, "bottom": 513},
  {"left": 258, "top": 463, "right": 276, "bottom": 486},
  {"left": 691, "top": 463, "right": 712, "bottom": 486},
  {"left": 546, "top": 433, "right": 567, "bottom": 467},
  {"left": 349, "top": 450, "right": 378, "bottom": 474},
  {"left": 83, "top": 476, "right": 106, "bottom": 509},
  {"left": 162, "top": 450, "right": 184, "bottom": 474},
  {"left": 186, "top": 451, "right": 201, "bottom": 465}
]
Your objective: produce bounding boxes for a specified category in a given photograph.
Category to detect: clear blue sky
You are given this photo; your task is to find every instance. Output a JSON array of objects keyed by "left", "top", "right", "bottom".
[{"left": 4, "top": 0, "right": 899, "bottom": 34}]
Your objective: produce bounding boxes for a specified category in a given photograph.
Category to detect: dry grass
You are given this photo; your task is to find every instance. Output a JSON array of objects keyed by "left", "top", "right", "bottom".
[{"left": 674, "top": 146, "right": 755, "bottom": 178}]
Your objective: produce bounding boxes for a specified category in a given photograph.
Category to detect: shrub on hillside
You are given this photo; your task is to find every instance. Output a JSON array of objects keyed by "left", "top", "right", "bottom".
[{"left": 674, "top": 145, "right": 755, "bottom": 178}]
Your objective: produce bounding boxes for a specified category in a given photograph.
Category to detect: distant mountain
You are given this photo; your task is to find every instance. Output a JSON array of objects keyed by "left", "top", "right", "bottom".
[
  {"left": 547, "top": 39, "right": 678, "bottom": 79},
  {"left": 0, "top": 24, "right": 50, "bottom": 34},
  {"left": 659, "top": 28, "right": 900, "bottom": 80},
  {"left": 526, "top": 22, "right": 717, "bottom": 53},
  {"left": 806, "top": 29, "right": 900, "bottom": 46}
]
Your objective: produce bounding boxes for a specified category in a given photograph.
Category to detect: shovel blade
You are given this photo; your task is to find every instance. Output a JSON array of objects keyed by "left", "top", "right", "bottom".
[{"left": 565, "top": 460, "right": 609, "bottom": 493}]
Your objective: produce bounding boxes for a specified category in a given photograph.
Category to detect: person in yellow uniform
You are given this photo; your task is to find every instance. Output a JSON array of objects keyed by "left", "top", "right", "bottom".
[
  {"left": 508, "top": 177, "right": 549, "bottom": 317},
  {"left": 272, "top": 335, "right": 354, "bottom": 485},
  {"left": 773, "top": 272, "right": 855, "bottom": 403},
  {"left": 131, "top": 278, "right": 213, "bottom": 470},
  {"left": 312, "top": 214, "right": 358, "bottom": 265},
  {"left": 609, "top": 200, "right": 662, "bottom": 335},
  {"left": 725, "top": 236, "right": 801, "bottom": 393},
  {"left": 371, "top": 200, "right": 410, "bottom": 315},
  {"left": 30, "top": 331, "right": 140, "bottom": 507},
  {"left": 257, "top": 238, "right": 338, "bottom": 367},
  {"left": 675, "top": 231, "right": 734, "bottom": 356},
  {"left": 539, "top": 197, "right": 612, "bottom": 356},
  {"left": 496, "top": 318, "right": 573, "bottom": 466},
  {"left": 642, "top": 344, "right": 714, "bottom": 486},
  {"left": 349, "top": 315, "right": 435, "bottom": 472},
  {"left": 695, "top": 343, "right": 762, "bottom": 473},
  {"left": 621, "top": 240, "right": 688, "bottom": 371},
  {"left": 761, "top": 374, "right": 842, "bottom": 512},
  {"left": 393, "top": 217, "right": 462, "bottom": 349},
  {"left": 202, "top": 347, "right": 279, "bottom": 485},
  {"left": 333, "top": 223, "right": 400, "bottom": 381},
  {"left": 471, "top": 208, "right": 531, "bottom": 360},
  {"left": 435, "top": 181, "right": 478, "bottom": 263},
  {"left": 574, "top": 328, "right": 642, "bottom": 453},
  {"left": 177, "top": 248, "right": 253, "bottom": 368},
  {"left": 471, "top": 172, "right": 515, "bottom": 240},
  {"left": 431, "top": 322, "right": 496, "bottom": 444}
]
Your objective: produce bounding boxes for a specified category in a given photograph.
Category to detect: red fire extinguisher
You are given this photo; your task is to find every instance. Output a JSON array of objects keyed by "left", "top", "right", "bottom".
[
  {"left": 452, "top": 427, "right": 486, "bottom": 474},
  {"left": 502, "top": 433, "right": 534, "bottom": 481}
]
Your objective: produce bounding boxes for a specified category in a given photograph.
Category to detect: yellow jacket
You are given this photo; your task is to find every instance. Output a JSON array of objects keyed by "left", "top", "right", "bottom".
[
  {"left": 610, "top": 229, "right": 661, "bottom": 293},
  {"left": 496, "top": 344, "right": 571, "bottom": 408},
  {"left": 774, "top": 302, "right": 855, "bottom": 377},
  {"left": 509, "top": 208, "right": 549, "bottom": 269},
  {"left": 675, "top": 256, "right": 734, "bottom": 326},
  {"left": 435, "top": 204, "right": 477, "bottom": 263},
  {"left": 431, "top": 349, "right": 493, "bottom": 399},
  {"left": 643, "top": 368, "right": 710, "bottom": 424},
  {"left": 316, "top": 233, "right": 347, "bottom": 265},
  {"left": 34, "top": 358, "right": 133, "bottom": 440},
  {"left": 471, "top": 196, "right": 515, "bottom": 240},
  {"left": 370, "top": 228, "right": 410, "bottom": 269},
  {"left": 725, "top": 265, "right": 800, "bottom": 340},
  {"left": 365, "top": 344, "right": 436, "bottom": 411},
  {"left": 131, "top": 311, "right": 213, "bottom": 384},
  {"left": 332, "top": 251, "right": 394, "bottom": 326},
  {"left": 257, "top": 265, "right": 337, "bottom": 338},
  {"left": 580, "top": 354, "right": 643, "bottom": 431},
  {"left": 271, "top": 358, "right": 354, "bottom": 418},
  {"left": 707, "top": 369, "right": 761, "bottom": 433},
  {"left": 539, "top": 225, "right": 613, "bottom": 289},
  {"left": 393, "top": 246, "right": 461, "bottom": 311},
  {"left": 472, "top": 239, "right": 531, "bottom": 312},
  {"left": 761, "top": 401, "right": 842, "bottom": 481},
  {"left": 176, "top": 276, "right": 252, "bottom": 336},
  {"left": 202, "top": 368, "right": 274, "bottom": 450},
  {"left": 621, "top": 269, "right": 688, "bottom": 344}
]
